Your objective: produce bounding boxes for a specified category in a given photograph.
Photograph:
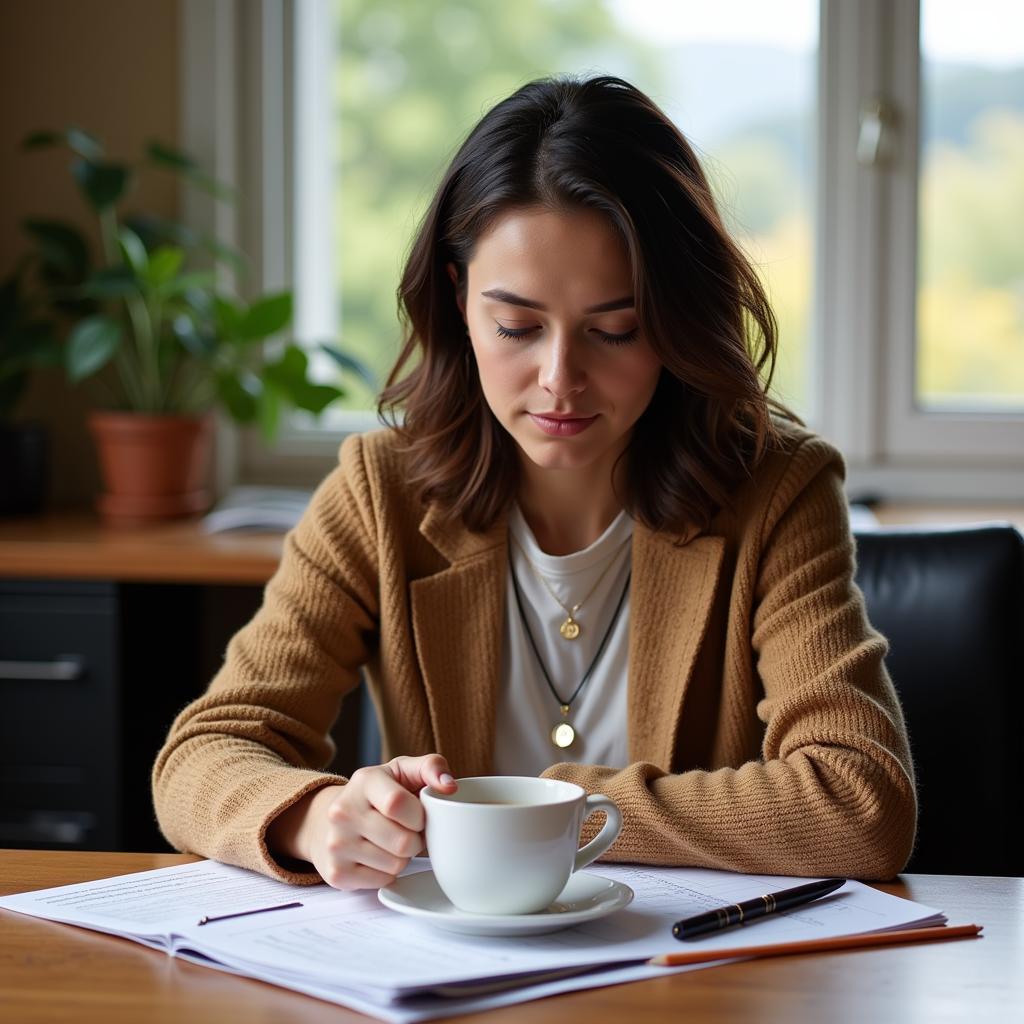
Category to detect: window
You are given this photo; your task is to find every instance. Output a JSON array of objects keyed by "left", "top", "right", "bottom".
[
  {"left": 183, "top": 0, "right": 1024, "bottom": 496},
  {"left": 917, "top": 0, "right": 1024, "bottom": 412},
  {"left": 294, "top": 0, "right": 817, "bottom": 434}
]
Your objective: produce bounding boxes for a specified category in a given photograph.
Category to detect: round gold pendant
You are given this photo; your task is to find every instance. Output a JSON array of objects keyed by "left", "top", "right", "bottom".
[
  {"left": 559, "top": 617, "right": 580, "bottom": 640},
  {"left": 551, "top": 721, "right": 576, "bottom": 749}
]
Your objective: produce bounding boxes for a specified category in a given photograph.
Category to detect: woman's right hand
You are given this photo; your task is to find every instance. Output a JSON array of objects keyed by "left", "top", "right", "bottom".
[{"left": 267, "top": 754, "right": 458, "bottom": 890}]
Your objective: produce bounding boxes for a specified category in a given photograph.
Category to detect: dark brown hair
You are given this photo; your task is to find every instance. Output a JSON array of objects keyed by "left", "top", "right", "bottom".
[{"left": 379, "top": 73, "right": 790, "bottom": 535}]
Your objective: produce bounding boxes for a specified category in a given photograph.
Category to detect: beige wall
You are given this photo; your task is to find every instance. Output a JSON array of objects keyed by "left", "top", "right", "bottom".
[{"left": 0, "top": 0, "right": 180, "bottom": 505}]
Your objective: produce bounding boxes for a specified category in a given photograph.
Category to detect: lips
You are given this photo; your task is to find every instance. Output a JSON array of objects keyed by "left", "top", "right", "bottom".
[{"left": 528, "top": 412, "right": 599, "bottom": 437}]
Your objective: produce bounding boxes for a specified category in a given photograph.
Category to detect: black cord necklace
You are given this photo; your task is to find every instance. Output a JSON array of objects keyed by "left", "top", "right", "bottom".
[{"left": 508, "top": 544, "right": 632, "bottom": 750}]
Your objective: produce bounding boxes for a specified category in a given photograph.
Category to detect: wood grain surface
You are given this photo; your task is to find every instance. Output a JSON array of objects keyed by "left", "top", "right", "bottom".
[{"left": 0, "top": 513, "right": 283, "bottom": 584}]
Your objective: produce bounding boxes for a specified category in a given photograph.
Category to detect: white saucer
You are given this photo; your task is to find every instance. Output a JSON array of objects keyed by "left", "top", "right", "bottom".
[{"left": 378, "top": 870, "right": 634, "bottom": 936}]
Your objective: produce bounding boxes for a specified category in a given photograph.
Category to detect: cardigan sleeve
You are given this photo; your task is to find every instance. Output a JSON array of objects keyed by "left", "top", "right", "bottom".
[
  {"left": 542, "top": 438, "right": 919, "bottom": 880},
  {"left": 151, "top": 435, "right": 380, "bottom": 883}
]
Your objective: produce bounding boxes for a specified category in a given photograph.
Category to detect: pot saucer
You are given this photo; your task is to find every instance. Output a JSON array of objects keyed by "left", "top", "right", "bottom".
[{"left": 378, "top": 870, "right": 633, "bottom": 936}]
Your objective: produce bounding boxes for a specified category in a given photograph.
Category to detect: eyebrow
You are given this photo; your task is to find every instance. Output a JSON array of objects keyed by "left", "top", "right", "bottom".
[{"left": 480, "top": 288, "right": 634, "bottom": 314}]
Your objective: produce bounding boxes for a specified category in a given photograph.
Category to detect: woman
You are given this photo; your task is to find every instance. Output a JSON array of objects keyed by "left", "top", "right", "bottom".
[{"left": 152, "top": 74, "right": 917, "bottom": 891}]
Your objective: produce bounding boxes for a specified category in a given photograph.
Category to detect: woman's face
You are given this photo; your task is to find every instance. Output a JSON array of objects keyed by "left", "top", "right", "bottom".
[{"left": 449, "top": 205, "right": 663, "bottom": 478}]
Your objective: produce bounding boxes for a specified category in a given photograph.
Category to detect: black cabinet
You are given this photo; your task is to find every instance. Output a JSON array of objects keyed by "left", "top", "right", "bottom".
[
  {"left": 0, "top": 578, "right": 379, "bottom": 853},
  {"left": 0, "top": 581, "right": 122, "bottom": 849},
  {"left": 0, "top": 579, "right": 211, "bottom": 852}
]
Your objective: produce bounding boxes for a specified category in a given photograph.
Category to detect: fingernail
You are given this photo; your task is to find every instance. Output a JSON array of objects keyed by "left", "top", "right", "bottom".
[{"left": 440, "top": 773, "right": 455, "bottom": 786}]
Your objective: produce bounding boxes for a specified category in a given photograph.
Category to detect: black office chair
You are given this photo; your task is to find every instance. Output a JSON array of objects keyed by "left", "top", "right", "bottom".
[{"left": 853, "top": 523, "right": 1024, "bottom": 877}]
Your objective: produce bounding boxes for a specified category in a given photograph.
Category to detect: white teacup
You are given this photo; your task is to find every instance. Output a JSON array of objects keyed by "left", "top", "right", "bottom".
[{"left": 420, "top": 775, "right": 623, "bottom": 915}]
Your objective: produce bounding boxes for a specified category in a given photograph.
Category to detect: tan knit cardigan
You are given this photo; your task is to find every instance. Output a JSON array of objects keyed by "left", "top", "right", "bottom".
[{"left": 152, "top": 421, "right": 917, "bottom": 885}]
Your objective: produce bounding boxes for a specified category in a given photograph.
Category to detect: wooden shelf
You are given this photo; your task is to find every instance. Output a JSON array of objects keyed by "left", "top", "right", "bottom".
[{"left": 0, "top": 512, "right": 284, "bottom": 585}]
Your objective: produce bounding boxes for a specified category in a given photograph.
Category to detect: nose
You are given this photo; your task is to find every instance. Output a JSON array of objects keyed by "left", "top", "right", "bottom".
[{"left": 538, "top": 334, "right": 586, "bottom": 400}]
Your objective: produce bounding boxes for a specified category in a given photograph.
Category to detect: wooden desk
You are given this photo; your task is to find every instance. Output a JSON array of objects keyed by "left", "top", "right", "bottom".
[
  {"left": 0, "top": 513, "right": 283, "bottom": 585},
  {"left": 1, "top": 504, "right": 1022, "bottom": 586},
  {"left": 1, "top": 851, "right": 1020, "bottom": 1024}
]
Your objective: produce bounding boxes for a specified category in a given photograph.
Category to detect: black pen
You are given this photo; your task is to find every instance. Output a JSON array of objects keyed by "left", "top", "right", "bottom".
[
  {"left": 197, "top": 901, "right": 303, "bottom": 926},
  {"left": 672, "top": 878, "right": 846, "bottom": 941}
]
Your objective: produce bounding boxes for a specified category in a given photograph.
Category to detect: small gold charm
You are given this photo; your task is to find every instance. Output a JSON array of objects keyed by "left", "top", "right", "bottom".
[
  {"left": 559, "top": 616, "right": 580, "bottom": 640},
  {"left": 551, "top": 721, "right": 576, "bottom": 748}
]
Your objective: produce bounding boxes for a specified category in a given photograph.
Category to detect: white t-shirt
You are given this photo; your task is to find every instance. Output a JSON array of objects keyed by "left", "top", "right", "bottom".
[{"left": 492, "top": 503, "right": 633, "bottom": 777}]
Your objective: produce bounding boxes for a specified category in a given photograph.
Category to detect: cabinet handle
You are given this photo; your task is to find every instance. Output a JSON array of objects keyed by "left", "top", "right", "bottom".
[{"left": 0, "top": 656, "right": 86, "bottom": 681}]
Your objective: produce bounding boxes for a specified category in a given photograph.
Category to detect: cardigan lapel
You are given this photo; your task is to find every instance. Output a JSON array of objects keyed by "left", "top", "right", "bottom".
[
  {"left": 627, "top": 525, "right": 725, "bottom": 770},
  {"left": 409, "top": 503, "right": 508, "bottom": 778}
]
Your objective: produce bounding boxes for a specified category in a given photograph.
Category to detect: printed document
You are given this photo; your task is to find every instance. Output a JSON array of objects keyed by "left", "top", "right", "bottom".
[{"left": 0, "top": 859, "right": 946, "bottom": 1022}]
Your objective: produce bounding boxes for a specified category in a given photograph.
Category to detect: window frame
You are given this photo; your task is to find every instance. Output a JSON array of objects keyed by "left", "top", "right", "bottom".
[{"left": 182, "top": 0, "right": 1024, "bottom": 497}]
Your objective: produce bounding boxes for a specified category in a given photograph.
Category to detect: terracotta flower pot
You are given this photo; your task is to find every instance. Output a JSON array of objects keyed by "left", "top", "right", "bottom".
[{"left": 88, "top": 412, "right": 214, "bottom": 525}]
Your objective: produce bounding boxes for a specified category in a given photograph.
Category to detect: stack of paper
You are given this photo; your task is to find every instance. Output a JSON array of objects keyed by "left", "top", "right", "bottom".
[{"left": 0, "top": 859, "right": 945, "bottom": 1022}]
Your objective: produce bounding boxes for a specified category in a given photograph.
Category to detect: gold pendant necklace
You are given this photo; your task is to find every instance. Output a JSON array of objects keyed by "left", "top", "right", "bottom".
[
  {"left": 509, "top": 546, "right": 632, "bottom": 751},
  {"left": 551, "top": 705, "right": 576, "bottom": 749},
  {"left": 511, "top": 533, "right": 629, "bottom": 641}
]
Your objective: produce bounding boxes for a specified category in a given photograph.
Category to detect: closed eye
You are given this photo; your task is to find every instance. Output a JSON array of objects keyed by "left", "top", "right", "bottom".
[
  {"left": 493, "top": 324, "right": 534, "bottom": 340},
  {"left": 494, "top": 324, "right": 639, "bottom": 346}
]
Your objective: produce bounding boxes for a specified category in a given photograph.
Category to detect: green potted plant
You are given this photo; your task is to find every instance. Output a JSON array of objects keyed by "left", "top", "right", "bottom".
[
  {"left": 0, "top": 260, "right": 63, "bottom": 516},
  {"left": 21, "top": 127, "right": 369, "bottom": 524}
]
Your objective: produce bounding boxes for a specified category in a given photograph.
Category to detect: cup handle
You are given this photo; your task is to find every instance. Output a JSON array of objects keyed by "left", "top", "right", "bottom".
[{"left": 573, "top": 794, "right": 623, "bottom": 872}]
